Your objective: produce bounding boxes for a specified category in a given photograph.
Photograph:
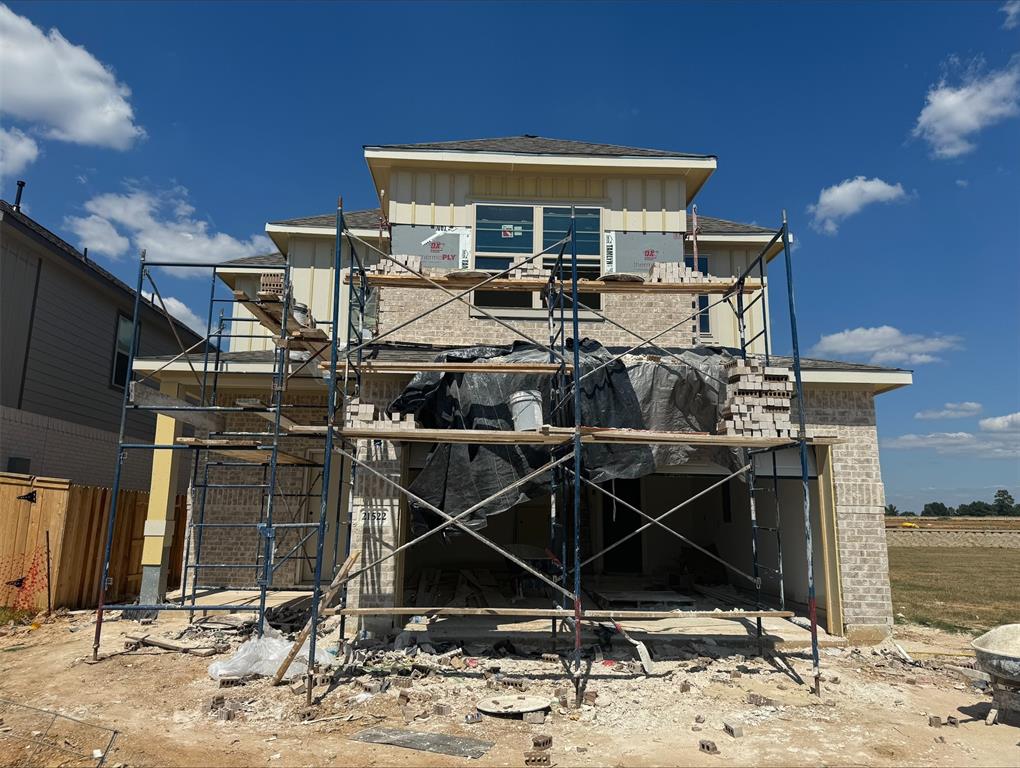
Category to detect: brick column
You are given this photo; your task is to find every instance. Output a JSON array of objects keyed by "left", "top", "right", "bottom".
[
  {"left": 801, "top": 388, "right": 894, "bottom": 644},
  {"left": 341, "top": 377, "right": 409, "bottom": 638}
]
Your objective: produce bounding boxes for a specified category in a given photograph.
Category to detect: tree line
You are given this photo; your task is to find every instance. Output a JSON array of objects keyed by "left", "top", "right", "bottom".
[{"left": 885, "top": 489, "right": 1018, "bottom": 517}]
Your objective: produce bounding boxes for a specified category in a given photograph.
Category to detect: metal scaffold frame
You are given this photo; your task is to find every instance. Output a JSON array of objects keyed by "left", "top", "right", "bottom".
[
  {"left": 92, "top": 197, "right": 824, "bottom": 699},
  {"left": 90, "top": 248, "right": 342, "bottom": 700}
]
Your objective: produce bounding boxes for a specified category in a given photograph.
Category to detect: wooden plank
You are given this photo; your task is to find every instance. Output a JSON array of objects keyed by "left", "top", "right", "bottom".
[
  {"left": 129, "top": 382, "right": 225, "bottom": 432},
  {"left": 234, "top": 398, "right": 301, "bottom": 432},
  {"left": 320, "top": 360, "right": 572, "bottom": 375},
  {"left": 271, "top": 549, "right": 361, "bottom": 685},
  {"left": 232, "top": 290, "right": 328, "bottom": 353},
  {"left": 0, "top": 476, "right": 29, "bottom": 607},
  {"left": 175, "top": 437, "right": 308, "bottom": 465},
  {"left": 81, "top": 486, "right": 108, "bottom": 608},
  {"left": 339, "top": 426, "right": 565, "bottom": 444},
  {"left": 44, "top": 479, "right": 70, "bottom": 612},
  {"left": 125, "top": 633, "right": 217, "bottom": 656},
  {"left": 329, "top": 606, "right": 794, "bottom": 620},
  {"left": 348, "top": 274, "right": 763, "bottom": 295},
  {"left": 336, "top": 425, "right": 833, "bottom": 448}
]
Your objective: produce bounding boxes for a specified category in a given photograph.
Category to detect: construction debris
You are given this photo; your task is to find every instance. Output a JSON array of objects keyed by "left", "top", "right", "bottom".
[
  {"left": 524, "top": 750, "right": 551, "bottom": 766},
  {"left": 124, "top": 633, "right": 220, "bottom": 657},
  {"left": 532, "top": 734, "right": 553, "bottom": 750},
  {"left": 723, "top": 719, "right": 744, "bottom": 738},
  {"left": 699, "top": 739, "right": 719, "bottom": 755}
]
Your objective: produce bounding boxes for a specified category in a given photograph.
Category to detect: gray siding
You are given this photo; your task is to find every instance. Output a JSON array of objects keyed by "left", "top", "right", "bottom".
[
  {"left": 2, "top": 223, "right": 198, "bottom": 441},
  {"left": 0, "top": 231, "right": 41, "bottom": 408}
]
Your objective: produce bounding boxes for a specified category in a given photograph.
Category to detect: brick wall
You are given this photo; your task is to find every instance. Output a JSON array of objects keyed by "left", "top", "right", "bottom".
[
  {"left": 798, "top": 388, "right": 894, "bottom": 642},
  {"left": 376, "top": 287, "right": 699, "bottom": 348},
  {"left": 1, "top": 405, "right": 155, "bottom": 491},
  {"left": 342, "top": 377, "right": 409, "bottom": 637},
  {"left": 184, "top": 391, "right": 329, "bottom": 591},
  {"left": 180, "top": 379, "right": 413, "bottom": 639}
]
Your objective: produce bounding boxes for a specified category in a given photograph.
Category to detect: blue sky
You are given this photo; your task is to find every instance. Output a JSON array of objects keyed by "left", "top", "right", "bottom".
[{"left": 1, "top": 1, "right": 1017, "bottom": 510}]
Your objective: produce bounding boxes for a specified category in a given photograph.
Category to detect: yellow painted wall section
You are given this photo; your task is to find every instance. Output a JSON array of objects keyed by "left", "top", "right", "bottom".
[
  {"left": 387, "top": 168, "right": 687, "bottom": 233},
  {"left": 140, "top": 381, "right": 184, "bottom": 567}
]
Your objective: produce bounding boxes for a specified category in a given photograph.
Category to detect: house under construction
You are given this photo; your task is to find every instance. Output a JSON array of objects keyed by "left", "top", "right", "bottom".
[{"left": 93, "top": 136, "right": 912, "bottom": 697}]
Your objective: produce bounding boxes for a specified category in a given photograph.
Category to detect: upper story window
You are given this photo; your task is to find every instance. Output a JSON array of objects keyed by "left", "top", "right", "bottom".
[
  {"left": 111, "top": 312, "right": 138, "bottom": 388},
  {"left": 475, "top": 205, "right": 535, "bottom": 260},
  {"left": 542, "top": 207, "right": 600, "bottom": 257},
  {"left": 542, "top": 207, "right": 601, "bottom": 310},
  {"left": 685, "top": 255, "right": 710, "bottom": 335},
  {"left": 473, "top": 203, "right": 603, "bottom": 312}
]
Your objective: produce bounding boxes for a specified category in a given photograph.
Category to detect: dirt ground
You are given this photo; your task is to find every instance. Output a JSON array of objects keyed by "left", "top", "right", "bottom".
[{"left": 0, "top": 612, "right": 1017, "bottom": 767}]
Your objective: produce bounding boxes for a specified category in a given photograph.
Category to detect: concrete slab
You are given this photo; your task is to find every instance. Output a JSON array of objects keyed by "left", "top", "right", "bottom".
[{"left": 415, "top": 611, "right": 844, "bottom": 651}]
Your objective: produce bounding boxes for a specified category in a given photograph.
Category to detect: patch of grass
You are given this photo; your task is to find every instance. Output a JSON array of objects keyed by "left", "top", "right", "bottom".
[{"left": 888, "top": 546, "right": 1020, "bottom": 634}]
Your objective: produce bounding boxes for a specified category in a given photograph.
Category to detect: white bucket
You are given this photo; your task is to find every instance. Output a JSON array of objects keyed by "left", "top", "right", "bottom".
[
  {"left": 509, "top": 389, "right": 543, "bottom": 432},
  {"left": 292, "top": 302, "right": 310, "bottom": 328}
]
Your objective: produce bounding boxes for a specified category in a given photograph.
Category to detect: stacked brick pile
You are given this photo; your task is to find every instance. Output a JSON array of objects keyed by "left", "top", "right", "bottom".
[
  {"left": 259, "top": 271, "right": 286, "bottom": 294},
  {"left": 368, "top": 254, "right": 423, "bottom": 276},
  {"left": 509, "top": 255, "right": 547, "bottom": 280},
  {"left": 345, "top": 397, "right": 416, "bottom": 431},
  {"left": 648, "top": 261, "right": 709, "bottom": 284},
  {"left": 717, "top": 359, "right": 796, "bottom": 439}
]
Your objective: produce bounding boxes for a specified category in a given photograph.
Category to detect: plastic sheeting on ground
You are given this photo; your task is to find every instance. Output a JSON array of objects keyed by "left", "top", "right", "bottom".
[
  {"left": 388, "top": 339, "right": 743, "bottom": 536},
  {"left": 207, "top": 625, "right": 335, "bottom": 681}
]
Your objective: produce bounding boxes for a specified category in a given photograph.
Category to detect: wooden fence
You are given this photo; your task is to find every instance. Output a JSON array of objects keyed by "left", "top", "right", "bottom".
[{"left": 0, "top": 473, "right": 187, "bottom": 612}]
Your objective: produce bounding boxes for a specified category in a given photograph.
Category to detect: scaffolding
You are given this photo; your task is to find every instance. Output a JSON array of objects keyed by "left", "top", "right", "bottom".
[{"left": 92, "top": 199, "right": 825, "bottom": 701}]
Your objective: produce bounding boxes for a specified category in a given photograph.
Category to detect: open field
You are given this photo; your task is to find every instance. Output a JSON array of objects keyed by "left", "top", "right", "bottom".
[
  {"left": 888, "top": 546, "right": 1020, "bottom": 632},
  {"left": 885, "top": 516, "right": 1020, "bottom": 530}
]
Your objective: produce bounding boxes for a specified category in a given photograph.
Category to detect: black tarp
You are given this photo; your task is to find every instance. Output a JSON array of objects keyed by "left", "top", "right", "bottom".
[{"left": 388, "top": 340, "right": 742, "bottom": 535}]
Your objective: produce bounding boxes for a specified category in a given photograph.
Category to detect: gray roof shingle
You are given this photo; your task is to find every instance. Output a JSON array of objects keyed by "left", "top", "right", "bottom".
[
  {"left": 269, "top": 208, "right": 385, "bottom": 229},
  {"left": 367, "top": 135, "right": 714, "bottom": 160},
  {"left": 694, "top": 215, "right": 777, "bottom": 236},
  {"left": 223, "top": 252, "right": 286, "bottom": 266}
]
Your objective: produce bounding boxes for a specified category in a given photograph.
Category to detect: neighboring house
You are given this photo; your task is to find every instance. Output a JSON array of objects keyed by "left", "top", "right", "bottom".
[
  {"left": 0, "top": 196, "right": 204, "bottom": 489},
  {"left": 132, "top": 136, "right": 911, "bottom": 643}
]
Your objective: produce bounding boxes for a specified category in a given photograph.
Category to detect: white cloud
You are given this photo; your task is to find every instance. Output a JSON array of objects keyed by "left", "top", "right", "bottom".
[
  {"left": 884, "top": 430, "right": 1020, "bottom": 459},
  {"left": 0, "top": 126, "right": 40, "bottom": 178},
  {"left": 65, "top": 213, "right": 130, "bottom": 258},
  {"left": 146, "top": 293, "right": 206, "bottom": 334},
  {"left": 979, "top": 412, "right": 1020, "bottom": 433},
  {"left": 809, "top": 325, "right": 961, "bottom": 366},
  {"left": 1002, "top": 1, "right": 1020, "bottom": 29},
  {"left": 64, "top": 184, "right": 272, "bottom": 273},
  {"left": 0, "top": 4, "right": 144, "bottom": 150},
  {"left": 914, "top": 402, "right": 983, "bottom": 420},
  {"left": 955, "top": 178, "right": 969, "bottom": 188},
  {"left": 807, "top": 176, "right": 907, "bottom": 234},
  {"left": 912, "top": 57, "right": 1020, "bottom": 159}
]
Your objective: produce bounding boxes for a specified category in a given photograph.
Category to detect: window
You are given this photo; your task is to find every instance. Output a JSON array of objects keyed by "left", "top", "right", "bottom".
[
  {"left": 542, "top": 207, "right": 600, "bottom": 256},
  {"left": 543, "top": 207, "right": 602, "bottom": 311},
  {"left": 111, "top": 313, "right": 137, "bottom": 388},
  {"left": 474, "top": 205, "right": 536, "bottom": 308},
  {"left": 472, "top": 204, "right": 604, "bottom": 313},
  {"left": 685, "top": 255, "right": 710, "bottom": 334},
  {"left": 474, "top": 205, "right": 534, "bottom": 258}
]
